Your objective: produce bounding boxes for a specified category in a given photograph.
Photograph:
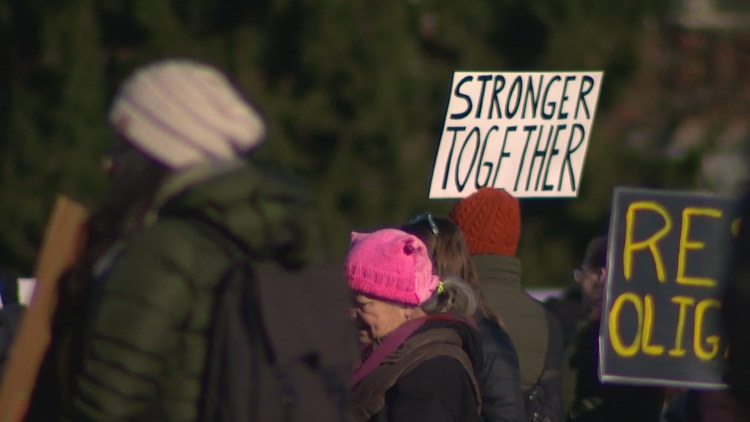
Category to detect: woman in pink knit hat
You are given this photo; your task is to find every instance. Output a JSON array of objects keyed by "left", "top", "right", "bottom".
[{"left": 346, "top": 228, "right": 483, "bottom": 422}]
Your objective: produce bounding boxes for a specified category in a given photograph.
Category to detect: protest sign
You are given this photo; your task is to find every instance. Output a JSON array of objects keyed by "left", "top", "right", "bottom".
[
  {"left": 429, "top": 71, "right": 604, "bottom": 198},
  {"left": 17, "top": 279, "right": 37, "bottom": 307},
  {"left": 600, "top": 187, "right": 742, "bottom": 389},
  {"left": 0, "top": 279, "right": 36, "bottom": 309}
]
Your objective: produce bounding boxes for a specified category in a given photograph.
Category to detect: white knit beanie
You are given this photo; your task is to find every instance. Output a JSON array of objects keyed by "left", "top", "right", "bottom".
[{"left": 109, "top": 59, "right": 266, "bottom": 170}]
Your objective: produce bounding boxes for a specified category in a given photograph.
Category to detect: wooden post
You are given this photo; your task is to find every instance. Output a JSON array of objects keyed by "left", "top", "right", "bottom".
[{"left": 0, "top": 196, "right": 88, "bottom": 421}]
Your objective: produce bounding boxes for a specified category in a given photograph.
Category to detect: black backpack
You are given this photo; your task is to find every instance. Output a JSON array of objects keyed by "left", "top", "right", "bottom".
[
  {"left": 524, "top": 309, "right": 565, "bottom": 422},
  {"left": 196, "top": 223, "right": 358, "bottom": 422}
]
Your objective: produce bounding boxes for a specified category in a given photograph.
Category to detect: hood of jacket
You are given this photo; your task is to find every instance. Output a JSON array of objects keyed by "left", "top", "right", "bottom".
[{"left": 471, "top": 254, "right": 522, "bottom": 289}]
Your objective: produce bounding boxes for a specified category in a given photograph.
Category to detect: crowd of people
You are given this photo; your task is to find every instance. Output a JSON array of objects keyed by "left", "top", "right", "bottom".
[{"left": 0, "top": 58, "right": 748, "bottom": 421}]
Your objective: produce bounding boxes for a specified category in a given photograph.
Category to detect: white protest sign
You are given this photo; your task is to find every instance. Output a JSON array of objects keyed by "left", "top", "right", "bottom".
[
  {"left": 18, "top": 278, "right": 37, "bottom": 307},
  {"left": 0, "top": 278, "right": 36, "bottom": 308},
  {"left": 429, "top": 71, "right": 604, "bottom": 198}
]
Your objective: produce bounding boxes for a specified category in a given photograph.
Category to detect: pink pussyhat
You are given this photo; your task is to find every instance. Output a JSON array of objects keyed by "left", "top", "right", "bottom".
[{"left": 345, "top": 228, "right": 439, "bottom": 306}]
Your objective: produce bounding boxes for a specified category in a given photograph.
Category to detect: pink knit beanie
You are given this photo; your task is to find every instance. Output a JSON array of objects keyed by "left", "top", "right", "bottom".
[{"left": 345, "top": 229, "right": 439, "bottom": 306}]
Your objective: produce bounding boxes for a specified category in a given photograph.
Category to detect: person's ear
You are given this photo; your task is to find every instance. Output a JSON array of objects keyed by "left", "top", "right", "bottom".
[
  {"left": 402, "top": 306, "right": 415, "bottom": 320},
  {"left": 573, "top": 268, "right": 582, "bottom": 284},
  {"left": 598, "top": 267, "right": 607, "bottom": 282}
]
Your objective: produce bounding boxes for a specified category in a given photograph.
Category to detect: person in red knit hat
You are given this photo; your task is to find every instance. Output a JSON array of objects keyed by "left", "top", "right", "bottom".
[
  {"left": 450, "top": 187, "right": 564, "bottom": 422},
  {"left": 449, "top": 187, "right": 521, "bottom": 256}
]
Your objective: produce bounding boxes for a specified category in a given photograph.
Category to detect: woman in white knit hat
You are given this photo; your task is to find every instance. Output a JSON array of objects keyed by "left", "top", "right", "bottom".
[{"left": 26, "top": 59, "right": 349, "bottom": 421}]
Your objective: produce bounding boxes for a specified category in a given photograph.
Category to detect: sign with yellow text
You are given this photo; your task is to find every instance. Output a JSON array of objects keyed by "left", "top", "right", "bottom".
[
  {"left": 600, "top": 187, "right": 742, "bottom": 388},
  {"left": 429, "top": 71, "right": 603, "bottom": 198}
]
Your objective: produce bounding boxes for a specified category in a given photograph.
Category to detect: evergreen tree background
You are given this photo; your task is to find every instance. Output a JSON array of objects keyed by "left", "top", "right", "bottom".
[{"left": 2, "top": 0, "right": 745, "bottom": 287}]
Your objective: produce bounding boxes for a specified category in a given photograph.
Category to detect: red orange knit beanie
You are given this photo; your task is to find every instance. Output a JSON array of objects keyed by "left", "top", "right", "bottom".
[{"left": 449, "top": 187, "right": 521, "bottom": 256}]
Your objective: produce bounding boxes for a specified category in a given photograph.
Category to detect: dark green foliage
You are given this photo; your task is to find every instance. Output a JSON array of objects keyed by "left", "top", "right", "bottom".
[{"left": 2, "top": 0, "right": 703, "bottom": 288}]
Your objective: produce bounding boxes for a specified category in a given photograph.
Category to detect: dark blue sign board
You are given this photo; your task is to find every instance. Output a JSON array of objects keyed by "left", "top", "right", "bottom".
[{"left": 600, "top": 187, "right": 742, "bottom": 388}]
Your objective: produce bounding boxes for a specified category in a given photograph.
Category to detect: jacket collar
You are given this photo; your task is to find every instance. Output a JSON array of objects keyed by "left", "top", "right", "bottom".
[
  {"left": 157, "top": 161, "right": 320, "bottom": 267},
  {"left": 152, "top": 159, "right": 244, "bottom": 211},
  {"left": 470, "top": 254, "right": 522, "bottom": 288}
]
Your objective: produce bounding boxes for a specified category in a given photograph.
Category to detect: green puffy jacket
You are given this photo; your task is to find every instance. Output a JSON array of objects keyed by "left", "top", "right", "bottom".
[
  {"left": 471, "top": 253, "right": 565, "bottom": 421},
  {"left": 62, "top": 161, "right": 320, "bottom": 420}
]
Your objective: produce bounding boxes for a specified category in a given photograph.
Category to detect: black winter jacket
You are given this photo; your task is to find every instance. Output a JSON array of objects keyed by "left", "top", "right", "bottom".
[
  {"left": 476, "top": 316, "right": 525, "bottom": 422},
  {"left": 352, "top": 316, "right": 483, "bottom": 422},
  {"left": 724, "top": 188, "right": 750, "bottom": 405},
  {"left": 472, "top": 254, "right": 565, "bottom": 421},
  {"left": 567, "top": 320, "right": 664, "bottom": 422}
]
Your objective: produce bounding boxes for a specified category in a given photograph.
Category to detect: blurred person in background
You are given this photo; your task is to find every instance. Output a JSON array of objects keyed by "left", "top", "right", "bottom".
[
  {"left": 450, "top": 187, "right": 564, "bottom": 422},
  {"left": 663, "top": 156, "right": 750, "bottom": 422},
  {"left": 402, "top": 213, "right": 525, "bottom": 422},
  {"left": 546, "top": 237, "right": 609, "bottom": 348},
  {"left": 682, "top": 176, "right": 750, "bottom": 422},
  {"left": 565, "top": 236, "right": 665, "bottom": 422},
  {"left": 661, "top": 184, "right": 750, "bottom": 422},
  {"left": 723, "top": 181, "right": 750, "bottom": 406},
  {"left": 26, "top": 59, "right": 331, "bottom": 421},
  {"left": 543, "top": 283, "right": 586, "bottom": 348},
  {"left": 558, "top": 236, "right": 608, "bottom": 413}
]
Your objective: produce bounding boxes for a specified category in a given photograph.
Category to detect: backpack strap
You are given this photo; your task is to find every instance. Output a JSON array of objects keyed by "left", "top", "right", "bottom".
[
  {"left": 188, "top": 217, "right": 270, "bottom": 422},
  {"left": 351, "top": 325, "right": 482, "bottom": 420},
  {"left": 350, "top": 316, "right": 430, "bottom": 386},
  {"left": 537, "top": 310, "right": 562, "bottom": 383},
  {"left": 526, "top": 310, "right": 564, "bottom": 422}
]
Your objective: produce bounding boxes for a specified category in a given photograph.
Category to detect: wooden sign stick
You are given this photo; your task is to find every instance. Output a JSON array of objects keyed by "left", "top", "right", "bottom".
[{"left": 0, "top": 196, "right": 89, "bottom": 422}]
